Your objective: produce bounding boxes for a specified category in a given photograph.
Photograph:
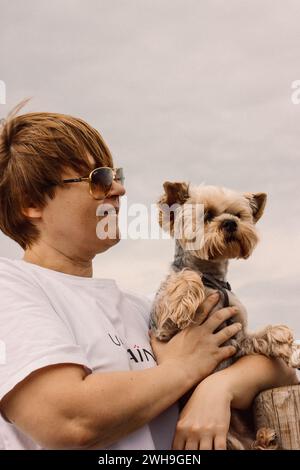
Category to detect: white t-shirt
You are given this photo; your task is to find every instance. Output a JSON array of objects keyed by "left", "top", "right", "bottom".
[{"left": 0, "top": 257, "right": 179, "bottom": 450}]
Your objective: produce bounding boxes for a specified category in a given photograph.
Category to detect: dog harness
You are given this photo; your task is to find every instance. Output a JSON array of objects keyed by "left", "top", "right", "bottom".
[{"left": 201, "top": 273, "right": 232, "bottom": 308}]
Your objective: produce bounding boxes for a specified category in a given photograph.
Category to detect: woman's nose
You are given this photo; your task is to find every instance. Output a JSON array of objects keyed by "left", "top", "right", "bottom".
[{"left": 108, "top": 180, "right": 126, "bottom": 197}]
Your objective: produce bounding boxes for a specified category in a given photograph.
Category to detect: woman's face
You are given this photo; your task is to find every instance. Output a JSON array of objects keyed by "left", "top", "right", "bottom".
[{"left": 34, "top": 156, "right": 126, "bottom": 261}]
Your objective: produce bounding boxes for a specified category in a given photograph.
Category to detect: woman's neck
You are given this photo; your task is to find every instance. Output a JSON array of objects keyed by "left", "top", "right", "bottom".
[{"left": 23, "top": 241, "right": 93, "bottom": 278}]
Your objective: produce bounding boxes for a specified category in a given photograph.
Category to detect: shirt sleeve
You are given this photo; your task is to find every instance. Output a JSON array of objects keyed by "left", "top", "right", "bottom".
[{"left": 0, "top": 267, "right": 92, "bottom": 402}]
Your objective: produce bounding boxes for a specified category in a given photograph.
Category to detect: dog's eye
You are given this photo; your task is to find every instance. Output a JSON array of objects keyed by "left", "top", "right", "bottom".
[
  {"left": 204, "top": 210, "right": 215, "bottom": 222},
  {"left": 235, "top": 213, "right": 241, "bottom": 218}
]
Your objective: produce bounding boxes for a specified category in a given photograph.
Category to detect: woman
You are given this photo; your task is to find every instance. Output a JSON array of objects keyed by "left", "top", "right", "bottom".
[{"left": 0, "top": 104, "right": 297, "bottom": 450}]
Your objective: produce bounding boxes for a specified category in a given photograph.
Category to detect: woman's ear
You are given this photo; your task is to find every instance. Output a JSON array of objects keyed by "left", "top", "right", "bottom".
[
  {"left": 244, "top": 192, "right": 267, "bottom": 223},
  {"left": 22, "top": 207, "right": 43, "bottom": 219}
]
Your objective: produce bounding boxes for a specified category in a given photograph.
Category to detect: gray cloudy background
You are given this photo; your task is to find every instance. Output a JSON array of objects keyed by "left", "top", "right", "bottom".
[{"left": 1, "top": 0, "right": 300, "bottom": 335}]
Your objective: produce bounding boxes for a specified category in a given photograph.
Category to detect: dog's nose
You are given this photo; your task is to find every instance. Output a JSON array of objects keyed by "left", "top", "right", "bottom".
[{"left": 221, "top": 219, "right": 238, "bottom": 233}]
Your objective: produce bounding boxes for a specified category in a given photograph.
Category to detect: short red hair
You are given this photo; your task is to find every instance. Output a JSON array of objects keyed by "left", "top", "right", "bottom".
[{"left": 0, "top": 101, "right": 113, "bottom": 249}]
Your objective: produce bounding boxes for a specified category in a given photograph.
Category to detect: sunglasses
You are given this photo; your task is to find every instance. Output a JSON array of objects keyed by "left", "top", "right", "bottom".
[{"left": 61, "top": 167, "right": 125, "bottom": 200}]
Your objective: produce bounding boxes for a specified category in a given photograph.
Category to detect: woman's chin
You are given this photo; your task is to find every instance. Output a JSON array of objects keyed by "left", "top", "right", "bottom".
[{"left": 95, "top": 230, "right": 121, "bottom": 254}]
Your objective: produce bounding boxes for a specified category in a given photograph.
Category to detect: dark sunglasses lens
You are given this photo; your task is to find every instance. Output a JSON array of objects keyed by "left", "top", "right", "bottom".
[
  {"left": 115, "top": 168, "right": 125, "bottom": 185},
  {"left": 90, "top": 168, "right": 113, "bottom": 199}
]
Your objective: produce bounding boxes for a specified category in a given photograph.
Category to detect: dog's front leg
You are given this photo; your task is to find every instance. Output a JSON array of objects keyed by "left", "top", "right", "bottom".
[
  {"left": 150, "top": 269, "right": 206, "bottom": 341},
  {"left": 235, "top": 325, "right": 300, "bottom": 368}
]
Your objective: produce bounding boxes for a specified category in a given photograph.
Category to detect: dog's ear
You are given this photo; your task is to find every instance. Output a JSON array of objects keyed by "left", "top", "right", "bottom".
[
  {"left": 244, "top": 192, "right": 267, "bottom": 222},
  {"left": 157, "top": 181, "right": 189, "bottom": 234},
  {"left": 160, "top": 181, "right": 190, "bottom": 206}
]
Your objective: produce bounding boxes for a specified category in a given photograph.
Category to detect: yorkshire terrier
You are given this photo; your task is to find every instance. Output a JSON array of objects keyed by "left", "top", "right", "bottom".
[{"left": 149, "top": 181, "right": 300, "bottom": 450}]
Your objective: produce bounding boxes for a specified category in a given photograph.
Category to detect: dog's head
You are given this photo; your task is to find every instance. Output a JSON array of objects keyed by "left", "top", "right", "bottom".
[{"left": 158, "top": 182, "right": 267, "bottom": 260}]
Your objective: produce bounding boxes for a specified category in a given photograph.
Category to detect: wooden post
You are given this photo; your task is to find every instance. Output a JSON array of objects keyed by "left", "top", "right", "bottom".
[{"left": 253, "top": 385, "right": 300, "bottom": 449}]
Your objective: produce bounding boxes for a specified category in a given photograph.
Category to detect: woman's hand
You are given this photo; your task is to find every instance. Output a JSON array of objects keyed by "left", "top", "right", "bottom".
[
  {"left": 172, "top": 354, "right": 299, "bottom": 450},
  {"left": 172, "top": 374, "right": 232, "bottom": 450},
  {"left": 150, "top": 293, "right": 242, "bottom": 387}
]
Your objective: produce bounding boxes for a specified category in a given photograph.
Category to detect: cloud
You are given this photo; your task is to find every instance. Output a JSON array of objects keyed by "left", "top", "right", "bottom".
[{"left": 1, "top": 0, "right": 299, "bottom": 336}]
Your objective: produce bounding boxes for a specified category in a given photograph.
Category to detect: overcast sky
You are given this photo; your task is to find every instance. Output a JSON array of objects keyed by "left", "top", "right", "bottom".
[{"left": 1, "top": 0, "right": 300, "bottom": 335}]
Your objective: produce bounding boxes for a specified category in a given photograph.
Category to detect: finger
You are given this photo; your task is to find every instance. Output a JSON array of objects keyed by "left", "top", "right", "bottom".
[
  {"left": 172, "top": 433, "right": 186, "bottom": 450},
  {"left": 198, "top": 292, "right": 220, "bottom": 319},
  {"left": 194, "top": 292, "right": 220, "bottom": 326},
  {"left": 215, "top": 322, "right": 242, "bottom": 345},
  {"left": 194, "top": 311, "right": 209, "bottom": 326},
  {"left": 199, "top": 435, "right": 213, "bottom": 450},
  {"left": 204, "top": 306, "right": 239, "bottom": 333},
  {"left": 185, "top": 439, "right": 199, "bottom": 450},
  {"left": 214, "top": 434, "right": 227, "bottom": 450},
  {"left": 149, "top": 335, "right": 162, "bottom": 347},
  {"left": 218, "top": 344, "right": 237, "bottom": 362},
  {"left": 149, "top": 336, "right": 166, "bottom": 361}
]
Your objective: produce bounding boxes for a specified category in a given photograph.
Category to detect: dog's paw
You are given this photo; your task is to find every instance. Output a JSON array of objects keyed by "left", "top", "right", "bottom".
[
  {"left": 238, "top": 325, "right": 297, "bottom": 366},
  {"left": 251, "top": 427, "right": 278, "bottom": 450},
  {"left": 288, "top": 343, "right": 300, "bottom": 368},
  {"left": 265, "top": 325, "right": 295, "bottom": 364},
  {"left": 267, "top": 325, "right": 294, "bottom": 345}
]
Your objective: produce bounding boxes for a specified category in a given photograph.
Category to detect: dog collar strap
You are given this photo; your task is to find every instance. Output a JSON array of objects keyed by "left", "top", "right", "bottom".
[{"left": 201, "top": 274, "right": 232, "bottom": 308}]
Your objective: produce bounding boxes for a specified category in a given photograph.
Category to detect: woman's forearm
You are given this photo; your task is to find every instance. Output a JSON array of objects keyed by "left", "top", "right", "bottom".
[
  {"left": 79, "top": 363, "right": 191, "bottom": 449},
  {"left": 171, "top": 356, "right": 298, "bottom": 450},
  {"left": 213, "top": 355, "right": 299, "bottom": 409}
]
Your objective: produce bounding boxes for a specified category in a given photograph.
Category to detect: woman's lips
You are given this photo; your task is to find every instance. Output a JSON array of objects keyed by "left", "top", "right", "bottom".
[{"left": 97, "top": 207, "right": 119, "bottom": 218}]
